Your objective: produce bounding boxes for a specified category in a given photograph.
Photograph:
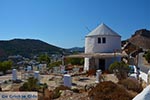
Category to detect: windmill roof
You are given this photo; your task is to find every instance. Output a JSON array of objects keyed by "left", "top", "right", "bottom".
[{"left": 86, "top": 23, "right": 121, "bottom": 37}]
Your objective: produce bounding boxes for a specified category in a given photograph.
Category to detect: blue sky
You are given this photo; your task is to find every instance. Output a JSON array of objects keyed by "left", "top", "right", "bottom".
[{"left": 0, "top": 0, "right": 150, "bottom": 48}]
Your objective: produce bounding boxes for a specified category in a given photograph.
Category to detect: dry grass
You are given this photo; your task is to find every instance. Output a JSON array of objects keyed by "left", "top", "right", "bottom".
[
  {"left": 118, "top": 78, "right": 143, "bottom": 93},
  {"left": 88, "top": 81, "right": 133, "bottom": 100}
]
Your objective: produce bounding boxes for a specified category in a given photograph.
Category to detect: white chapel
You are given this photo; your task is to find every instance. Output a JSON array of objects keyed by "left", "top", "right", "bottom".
[{"left": 84, "top": 23, "right": 121, "bottom": 71}]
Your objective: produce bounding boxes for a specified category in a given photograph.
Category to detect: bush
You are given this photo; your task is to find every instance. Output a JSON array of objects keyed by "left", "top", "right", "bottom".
[
  {"left": 55, "top": 85, "right": 71, "bottom": 90},
  {"left": 52, "top": 85, "right": 70, "bottom": 99},
  {"left": 43, "top": 83, "right": 48, "bottom": 89},
  {"left": 88, "top": 81, "right": 133, "bottom": 100},
  {"left": 4, "top": 80, "right": 8, "bottom": 84},
  {"left": 0, "top": 60, "right": 12, "bottom": 74},
  {"left": 109, "top": 61, "right": 130, "bottom": 80},
  {"left": 118, "top": 78, "right": 143, "bottom": 93},
  {"left": 52, "top": 88, "right": 61, "bottom": 99},
  {"left": 144, "top": 50, "right": 150, "bottom": 63},
  {"left": 71, "top": 88, "right": 80, "bottom": 93},
  {"left": 19, "top": 77, "right": 39, "bottom": 91},
  {"left": 65, "top": 58, "right": 84, "bottom": 65},
  {"left": 49, "top": 61, "right": 62, "bottom": 68}
]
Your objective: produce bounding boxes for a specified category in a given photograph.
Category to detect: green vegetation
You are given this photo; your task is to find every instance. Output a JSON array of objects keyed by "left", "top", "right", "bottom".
[
  {"left": 19, "top": 77, "right": 40, "bottom": 91},
  {"left": 118, "top": 78, "right": 143, "bottom": 93},
  {"left": 65, "top": 58, "right": 84, "bottom": 65},
  {"left": 109, "top": 61, "right": 129, "bottom": 80},
  {"left": 38, "top": 54, "right": 51, "bottom": 64},
  {"left": 49, "top": 85, "right": 80, "bottom": 99},
  {"left": 19, "top": 77, "right": 48, "bottom": 93},
  {"left": 0, "top": 39, "right": 64, "bottom": 58},
  {"left": 144, "top": 50, "right": 150, "bottom": 63},
  {"left": 51, "top": 85, "right": 70, "bottom": 99},
  {"left": 0, "top": 60, "right": 12, "bottom": 74},
  {"left": 49, "top": 58, "right": 84, "bottom": 69},
  {"left": 49, "top": 61, "right": 62, "bottom": 68}
]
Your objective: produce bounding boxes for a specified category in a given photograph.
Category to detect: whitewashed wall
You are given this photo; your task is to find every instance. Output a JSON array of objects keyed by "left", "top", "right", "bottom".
[
  {"left": 84, "top": 58, "right": 90, "bottom": 71},
  {"left": 85, "top": 35, "right": 121, "bottom": 53}
]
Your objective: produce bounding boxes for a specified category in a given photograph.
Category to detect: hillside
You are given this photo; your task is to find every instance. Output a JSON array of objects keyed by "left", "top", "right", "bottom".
[
  {"left": 129, "top": 29, "right": 150, "bottom": 49},
  {"left": 122, "top": 29, "right": 150, "bottom": 56},
  {"left": 68, "top": 47, "right": 84, "bottom": 53},
  {"left": 0, "top": 39, "right": 65, "bottom": 58}
]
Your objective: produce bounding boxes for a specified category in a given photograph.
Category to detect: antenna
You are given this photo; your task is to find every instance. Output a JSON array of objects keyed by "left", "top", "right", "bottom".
[{"left": 85, "top": 26, "right": 91, "bottom": 32}]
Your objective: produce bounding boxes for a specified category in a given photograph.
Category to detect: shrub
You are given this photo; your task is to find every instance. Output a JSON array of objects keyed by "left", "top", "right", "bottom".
[
  {"left": 49, "top": 61, "right": 62, "bottom": 68},
  {"left": 43, "top": 83, "right": 48, "bottom": 89},
  {"left": 65, "top": 58, "right": 84, "bottom": 65},
  {"left": 4, "top": 80, "right": 8, "bottom": 84},
  {"left": 19, "top": 77, "right": 39, "bottom": 91},
  {"left": 52, "top": 88, "right": 61, "bottom": 99},
  {"left": 144, "top": 50, "right": 150, "bottom": 63},
  {"left": 71, "top": 88, "right": 80, "bottom": 93},
  {"left": 52, "top": 85, "right": 70, "bottom": 99},
  {"left": 109, "top": 61, "right": 129, "bottom": 80},
  {"left": 118, "top": 78, "right": 143, "bottom": 93},
  {"left": 38, "top": 54, "right": 51, "bottom": 64},
  {"left": 88, "top": 81, "right": 133, "bottom": 100},
  {"left": 55, "top": 85, "right": 70, "bottom": 90},
  {"left": 0, "top": 60, "right": 12, "bottom": 74}
]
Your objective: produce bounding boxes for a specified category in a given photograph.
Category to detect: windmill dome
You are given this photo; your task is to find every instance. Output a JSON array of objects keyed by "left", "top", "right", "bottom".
[{"left": 87, "top": 23, "right": 121, "bottom": 37}]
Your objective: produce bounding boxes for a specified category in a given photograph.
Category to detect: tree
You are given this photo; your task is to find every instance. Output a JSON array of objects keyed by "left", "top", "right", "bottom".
[
  {"left": 109, "top": 61, "right": 130, "bottom": 80},
  {"left": 38, "top": 54, "right": 51, "bottom": 64},
  {"left": 0, "top": 60, "right": 12, "bottom": 74},
  {"left": 65, "top": 58, "right": 84, "bottom": 65},
  {"left": 49, "top": 61, "right": 62, "bottom": 68},
  {"left": 144, "top": 50, "right": 150, "bottom": 63}
]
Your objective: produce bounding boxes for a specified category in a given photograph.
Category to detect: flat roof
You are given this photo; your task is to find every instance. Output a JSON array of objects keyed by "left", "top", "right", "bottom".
[{"left": 65, "top": 52, "right": 127, "bottom": 58}]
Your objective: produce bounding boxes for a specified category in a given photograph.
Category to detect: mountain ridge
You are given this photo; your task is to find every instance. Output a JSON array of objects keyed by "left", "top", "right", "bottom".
[
  {"left": 0, "top": 39, "right": 66, "bottom": 58},
  {"left": 68, "top": 47, "right": 84, "bottom": 52}
]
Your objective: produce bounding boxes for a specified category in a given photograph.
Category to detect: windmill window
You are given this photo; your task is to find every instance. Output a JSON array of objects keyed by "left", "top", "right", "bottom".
[
  {"left": 102, "top": 37, "right": 106, "bottom": 43},
  {"left": 98, "top": 37, "right": 101, "bottom": 43}
]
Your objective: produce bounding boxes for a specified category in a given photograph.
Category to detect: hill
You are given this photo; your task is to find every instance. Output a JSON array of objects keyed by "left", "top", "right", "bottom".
[
  {"left": 122, "top": 29, "right": 150, "bottom": 56},
  {"left": 0, "top": 39, "right": 66, "bottom": 58},
  {"left": 68, "top": 47, "right": 84, "bottom": 53},
  {"left": 129, "top": 29, "right": 150, "bottom": 49}
]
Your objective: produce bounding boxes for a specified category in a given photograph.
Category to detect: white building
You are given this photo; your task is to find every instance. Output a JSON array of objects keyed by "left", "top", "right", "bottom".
[{"left": 84, "top": 23, "right": 121, "bottom": 71}]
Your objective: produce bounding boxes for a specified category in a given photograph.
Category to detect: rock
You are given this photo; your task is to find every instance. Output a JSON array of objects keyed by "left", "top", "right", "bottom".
[
  {"left": 60, "top": 90, "right": 74, "bottom": 97},
  {"left": 84, "top": 83, "right": 97, "bottom": 91}
]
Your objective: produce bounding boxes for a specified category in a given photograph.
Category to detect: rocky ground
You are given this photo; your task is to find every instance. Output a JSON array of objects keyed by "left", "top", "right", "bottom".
[
  {"left": 56, "top": 90, "right": 89, "bottom": 100},
  {"left": 0, "top": 69, "right": 146, "bottom": 100},
  {"left": 38, "top": 73, "right": 119, "bottom": 100}
]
